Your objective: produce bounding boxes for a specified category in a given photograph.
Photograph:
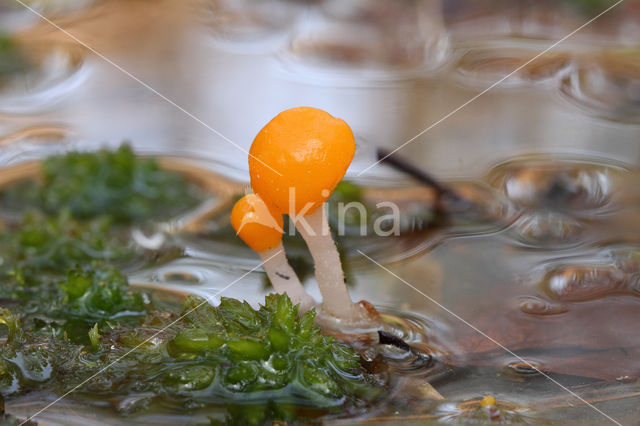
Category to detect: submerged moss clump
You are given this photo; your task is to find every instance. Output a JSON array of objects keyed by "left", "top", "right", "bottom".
[
  {"left": 0, "top": 209, "right": 150, "bottom": 343},
  {"left": 1, "top": 144, "right": 202, "bottom": 223},
  {"left": 0, "top": 34, "right": 27, "bottom": 78},
  {"left": 90, "top": 293, "right": 380, "bottom": 423},
  {"left": 0, "top": 209, "right": 133, "bottom": 286},
  {"left": 560, "top": 0, "right": 619, "bottom": 15},
  {"left": 59, "top": 265, "right": 148, "bottom": 324},
  {"left": 0, "top": 294, "right": 381, "bottom": 424},
  {"left": 0, "top": 263, "right": 149, "bottom": 344},
  {"left": 0, "top": 265, "right": 152, "bottom": 395},
  {"left": 0, "top": 308, "right": 70, "bottom": 394},
  {"left": 172, "top": 294, "right": 366, "bottom": 397}
]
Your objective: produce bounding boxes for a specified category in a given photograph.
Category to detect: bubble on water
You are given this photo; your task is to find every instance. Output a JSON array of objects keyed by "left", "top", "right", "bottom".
[
  {"left": 278, "top": 0, "right": 450, "bottom": 85},
  {"left": 509, "top": 211, "right": 584, "bottom": 248},
  {"left": 540, "top": 265, "right": 631, "bottom": 302},
  {"left": 455, "top": 48, "right": 571, "bottom": 88},
  {"left": 559, "top": 52, "right": 640, "bottom": 123},
  {"left": 0, "top": 41, "right": 89, "bottom": 115},
  {"left": 487, "top": 156, "right": 627, "bottom": 215},
  {"left": 518, "top": 296, "right": 568, "bottom": 315},
  {"left": 505, "top": 360, "right": 544, "bottom": 377},
  {"left": 434, "top": 396, "right": 529, "bottom": 423},
  {"left": 199, "top": 0, "right": 298, "bottom": 52}
]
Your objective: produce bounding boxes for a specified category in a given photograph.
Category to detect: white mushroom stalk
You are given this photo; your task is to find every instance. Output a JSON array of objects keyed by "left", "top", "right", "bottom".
[
  {"left": 231, "top": 193, "right": 314, "bottom": 311},
  {"left": 259, "top": 243, "right": 315, "bottom": 312},
  {"left": 294, "top": 206, "right": 359, "bottom": 321}
]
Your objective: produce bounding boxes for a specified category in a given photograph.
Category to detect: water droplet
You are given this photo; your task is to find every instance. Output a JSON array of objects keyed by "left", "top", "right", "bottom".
[
  {"left": 0, "top": 41, "right": 89, "bottom": 115},
  {"left": 541, "top": 265, "right": 630, "bottom": 302},
  {"left": 506, "top": 360, "right": 543, "bottom": 376},
  {"left": 455, "top": 48, "right": 570, "bottom": 88},
  {"left": 280, "top": 1, "right": 449, "bottom": 83},
  {"left": 487, "top": 156, "right": 626, "bottom": 215},
  {"left": 559, "top": 52, "right": 640, "bottom": 123},
  {"left": 201, "top": 0, "right": 297, "bottom": 49},
  {"left": 163, "top": 271, "right": 201, "bottom": 284},
  {"left": 518, "top": 296, "right": 568, "bottom": 315},
  {"left": 510, "top": 211, "right": 584, "bottom": 248}
]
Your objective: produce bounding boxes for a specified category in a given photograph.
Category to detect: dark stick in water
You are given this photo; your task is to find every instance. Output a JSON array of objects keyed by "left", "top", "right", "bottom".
[
  {"left": 378, "top": 330, "right": 411, "bottom": 351},
  {"left": 376, "top": 148, "right": 471, "bottom": 211}
]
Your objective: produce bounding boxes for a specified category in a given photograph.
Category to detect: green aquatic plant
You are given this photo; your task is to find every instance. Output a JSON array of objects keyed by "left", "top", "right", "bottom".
[
  {"left": 0, "top": 34, "right": 27, "bottom": 77},
  {"left": 0, "top": 209, "right": 133, "bottom": 286},
  {"left": 86, "top": 293, "right": 380, "bottom": 423},
  {"left": 0, "top": 294, "right": 381, "bottom": 424},
  {"left": 0, "top": 263, "right": 149, "bottom": 344},
  {"left": 59, "top": 264, "right": 148, "bottom": 324},
  {"left": 560, "top": 0, "right": 620, "bottom": 15},
  {"left": 173, "top": 293, "right": 364, "bottom": 392},
  {"left": 1, "top": 144, "right": 202, "bottom": 223},
  {"left": 0, "top": 264, "right": 152, "bottom": 395},
  {"left": 0, "top": 208, "right": 150, "bottom": 343}
]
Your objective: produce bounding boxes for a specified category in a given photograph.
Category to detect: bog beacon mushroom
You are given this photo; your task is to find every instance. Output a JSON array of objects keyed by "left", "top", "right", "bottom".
[
  {"left": 231, "top": 193, "right": 315, "bottom": 311},
  {"left": 248, "top": 106, "right": 373, "bottom": 323}
]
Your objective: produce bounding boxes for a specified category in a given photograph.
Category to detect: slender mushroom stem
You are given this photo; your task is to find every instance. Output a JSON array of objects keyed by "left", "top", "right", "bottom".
[
  {"left": 295, "top": 206, "right": 359, "bottom": 321},
  {"left": 231, "top": 194, "right": 315, "bottom": 311},
  {"left": 259, "top": 242, "right": 315, "bottom": 312}
]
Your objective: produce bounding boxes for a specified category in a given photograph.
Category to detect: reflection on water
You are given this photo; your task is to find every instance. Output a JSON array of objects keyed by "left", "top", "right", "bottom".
[
  {"left": 0, "top": 40, "right": 88, "bottom": 114},
  {"left": 488, "top": 156, "right": 624, "bottom": 213},
  {"left": 0, "top": 0, "right": 95, "bottom": 33},
  {"left": 560, "top": 52, "right": 640, "bottom": 122},
  {"left": 454, "top": 47, "right": 571, "bottom": 88},
  {"left": 1, "top": 0, "right": 640, "bottom": 424}
]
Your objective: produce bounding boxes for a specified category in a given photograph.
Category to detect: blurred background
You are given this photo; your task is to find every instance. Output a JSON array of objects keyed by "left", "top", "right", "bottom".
[{"left": 0, "top": 0, "right": 639, "bottom": 181}]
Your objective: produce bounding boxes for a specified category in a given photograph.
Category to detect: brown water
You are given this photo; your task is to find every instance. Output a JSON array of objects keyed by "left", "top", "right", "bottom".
[{"left": 2, "top": 0, "right": 640, "bottom": 424}]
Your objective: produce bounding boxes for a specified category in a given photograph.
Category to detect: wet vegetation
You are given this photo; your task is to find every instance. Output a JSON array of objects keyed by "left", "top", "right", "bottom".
[
  {"left": 1, "top": 145, "right": 202, "bottom": 223},
  {"left": 0, "top": 146, "right": 385, "bottom": 424}
]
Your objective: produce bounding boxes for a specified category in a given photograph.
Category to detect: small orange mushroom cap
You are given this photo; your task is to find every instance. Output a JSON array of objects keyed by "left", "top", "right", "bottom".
[
  {"left": 249, "top": 107, "right": 355, "bottom": 215},
  {"left": 231, "top": 194, "right": 284, "bottom": 252}
]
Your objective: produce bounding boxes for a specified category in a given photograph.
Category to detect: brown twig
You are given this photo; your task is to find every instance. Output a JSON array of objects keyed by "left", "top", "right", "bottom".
[{"left": 376, "top": 148, "right": 472, "bottom": 212}]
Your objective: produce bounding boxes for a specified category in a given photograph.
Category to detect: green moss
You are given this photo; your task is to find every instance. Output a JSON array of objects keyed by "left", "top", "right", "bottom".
[
  {"left": 1, "top": 144, "right": 202, "bottom": 223},
  {"left": 170, "top": 293, "right": 372, "bottom": 401},
  {"left": 560, "top": 0, "right": 619, "bottom": 15},
  {"left": 0, "top": 34, "right": 27, "bottom": 77},
  {"left": 0, "top": 209, "right": 133, "bottom": 286},
  {"left": 0, "top": 294, "right": 382, "bottom": 424},
  {"left": 59, "top": 265, "right": 147, "bottom": 323},
  {"left": 88, "top": 323, "right": 100, "bottom": 352}
]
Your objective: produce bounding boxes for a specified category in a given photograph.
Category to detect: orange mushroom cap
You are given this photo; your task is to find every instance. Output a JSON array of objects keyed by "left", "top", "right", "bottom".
[
  {"left": 231, "top": 194, "right": 284, "bottom": 252},
  {"left": 249, "top": 107, "right": 355, "bottom": 215}
]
